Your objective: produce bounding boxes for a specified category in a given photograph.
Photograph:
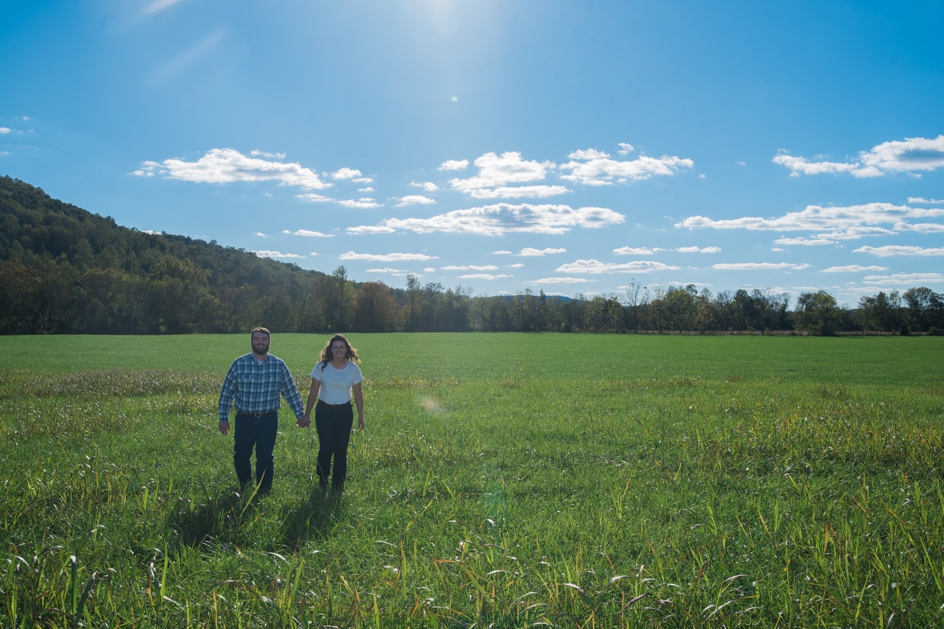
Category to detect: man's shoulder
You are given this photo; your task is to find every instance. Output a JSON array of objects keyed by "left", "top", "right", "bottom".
[
  {"left": 230, "top": 353, "right": 254, "bottom": 366},
  {"left": 266, "top": 354, "right": 288, "bottom": 367}
]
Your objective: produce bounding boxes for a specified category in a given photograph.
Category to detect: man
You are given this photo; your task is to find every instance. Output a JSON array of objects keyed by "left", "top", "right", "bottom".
[{"left": 218, "top": 327, "right": 306, "bottom": 494}]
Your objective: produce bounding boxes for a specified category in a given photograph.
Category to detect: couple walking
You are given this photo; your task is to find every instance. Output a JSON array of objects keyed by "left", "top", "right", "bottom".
[{"left": 218, "top": 328, "right": 364, "bottom": 494}]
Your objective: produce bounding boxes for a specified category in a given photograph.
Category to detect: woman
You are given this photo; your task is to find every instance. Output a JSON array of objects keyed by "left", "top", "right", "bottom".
[{"left": 301, "top": 334, "right": 364, "bottom": 491}]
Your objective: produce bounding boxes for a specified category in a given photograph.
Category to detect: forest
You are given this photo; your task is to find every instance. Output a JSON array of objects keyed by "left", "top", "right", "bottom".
[{"left": 2, "top": 175, "right": 942, "bottom": 336}]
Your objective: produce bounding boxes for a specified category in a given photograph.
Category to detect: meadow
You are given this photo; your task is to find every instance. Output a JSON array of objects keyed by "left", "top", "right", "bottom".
[{"left": 1, "top": 333, "right": 943, "bottom": 628}]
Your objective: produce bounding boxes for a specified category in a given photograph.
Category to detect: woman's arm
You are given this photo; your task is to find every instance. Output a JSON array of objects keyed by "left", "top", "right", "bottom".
[{"left": 352, "top": 382, "right": 364, "bottom": 430}]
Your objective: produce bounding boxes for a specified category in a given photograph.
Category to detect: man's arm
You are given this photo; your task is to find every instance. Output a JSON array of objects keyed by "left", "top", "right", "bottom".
[
  {"left": 281, "top": 363, "right": 305, "bottom": 419},
  {"left": 218, "top": 362, "right": 238, "bottom": 434}
]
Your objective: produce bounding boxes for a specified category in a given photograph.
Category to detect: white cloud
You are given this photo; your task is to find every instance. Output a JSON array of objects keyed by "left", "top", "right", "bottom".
[
  {"left": 678, "top": 202, "right": 944, "bottom": 241},
  {"left": 438, "top": 159, "right": 469, "bottom": 171},
  {"left": 296, "top": 193, "right": 333, "bottom": 202},
  {"left": 556, "top": 259, "right": 680, "bottom": 274},
  {"left": 459, "top": 274, "right": 511, "bottom": 280},
  {"left": 613, "top": 246, "right": 664, "bottom": 255},
  {"left": 143, "top": 148, "right": 330, "bottom": 189},
  {"left": 559, "top": 148, "right": 694, "bottom": 186},
  {"left": 506, "top": 263, "right": 525, "bottom": 268},
  {"left": 899, "top": 222, "right": 944, "bottom": 233},
  {"left": 292, "top": 229, "right": 333, "bottom": 237},
  {"left": 774, "top": 237, "right": 838, "bottom": 246},
  {"left": 519, "top": 247, "right": 566, "bottom": 256},
  {"left": 493, "top": 250, "right": 512, "bottom": 255},
  {"left": 774, "top": 135, "right": 944, "bottom": 178},
  {"left": 532, "top": 277, "right": 594, "bottom": 284},
  {"left": 251, "top": 150, "right": 286, "bottom": 158},
  {"left": 853, "top": 245, "right": 944, "bottom": 257},
  {"left": 347, "top": 225, "right": 396, "bottom": 235},
  {"left": 821, "top": 265, "right": 888, "bottom": 272},
  {"left": 358, "top": 187, "right": 375, "bottom": 192},
  {"left": 0, "top": 127, "right": 10, "bottom": 134},
  {"left": 367, "top": 268, "right": 407, "bottom": 274},
  {"left": 450, "top": 152, "right": 563, "bottom": 199},
  {"left": 771, "top": 248, "right": 785, "bottom": 252},
  {"left": 676, "top": 246, "right": 721, "bottom": 253},
  {"left": 909, "top": 197, "right": 944, "bottom": 204},
  {"left": 350, "top": 203, "right": 624, "bottom": 236},
  {"left": 254, "top": 250, "right": 305, "bottom": 259},
  {"left": 862, "top": 272, "right": 944, "bottom": 285},
  {"left": 253, "top": 232, "right": 267, "bottom": 237},
  {"left": 309, "top": 252, "right": 320, "bottom": 256},
  {"left": 332, "top": 168, "right": 364, "bottom": 180},
  {"left": 395, "top": 195, "right": 436, "bottom": 207},
  {"left": 340, "top": 251, "right": 438, "bottom": 261},
  {"left": 424, "top": 267, "right": 436, "bottom": 272},
  {"left": 711, "top": 262, "right": 811, "bottom": 270},
  {"left": 617, "top": 143, "right": 634, "bottom": 155},
  {"left": 442, "top": 265, "right": 499, "bottom": 271},
  {"left": 338, "top": 198, "right": 382, "bottom": 208},
  {"left": 411, "top": 181, "right": 439, "bottom": 192}
]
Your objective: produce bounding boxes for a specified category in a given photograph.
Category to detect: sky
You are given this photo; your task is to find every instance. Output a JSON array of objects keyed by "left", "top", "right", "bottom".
[{"left": 1, "top": 0, "right": 943, "bottom": 305}]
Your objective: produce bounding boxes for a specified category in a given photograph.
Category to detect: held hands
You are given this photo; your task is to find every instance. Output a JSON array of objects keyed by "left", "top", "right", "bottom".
[{"left": 297, "top": 413, "right": 312, "bottom": 429}]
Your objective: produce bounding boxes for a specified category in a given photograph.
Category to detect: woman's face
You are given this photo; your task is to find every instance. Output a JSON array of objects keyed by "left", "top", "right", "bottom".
[{"left": 330, "top": 340, "right": 347, "bottom": 360}]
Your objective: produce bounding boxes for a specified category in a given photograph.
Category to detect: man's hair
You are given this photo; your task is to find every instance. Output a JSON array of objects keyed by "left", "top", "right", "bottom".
[{"left": 250, "top": 327, "right": 271, "bottom": 338}]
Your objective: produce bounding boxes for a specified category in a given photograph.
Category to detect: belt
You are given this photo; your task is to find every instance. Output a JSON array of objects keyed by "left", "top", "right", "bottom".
[
  {"left": 236, "top": 409, "right": 278, "bottom": 418},
  {"left": 317, "top": 400, "right": 352, "bottom": 409}
]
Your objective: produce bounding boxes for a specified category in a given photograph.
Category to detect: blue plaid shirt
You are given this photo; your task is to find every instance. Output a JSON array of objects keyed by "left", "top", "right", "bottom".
[{"left": 218, "top": 353, "right": 304, "bottom": 422}]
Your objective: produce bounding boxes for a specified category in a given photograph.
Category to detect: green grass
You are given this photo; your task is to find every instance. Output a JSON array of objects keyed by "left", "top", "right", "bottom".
[{"left": 2, "top": 333, "right": 943, "bottom": 627}]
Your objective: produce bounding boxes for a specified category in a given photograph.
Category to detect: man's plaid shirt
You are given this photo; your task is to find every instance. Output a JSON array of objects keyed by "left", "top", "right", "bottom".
[{"left": 218, "top": 353, "right": 304, "bottom": 422}]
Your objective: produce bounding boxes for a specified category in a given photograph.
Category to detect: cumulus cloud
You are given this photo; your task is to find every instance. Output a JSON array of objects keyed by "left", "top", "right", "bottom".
[
  {"left": 519, "top": 247, "right": 566, "bottom": 256},
  {"left": 332, "top": 168, "right": 363, "bottom": 180},
  {"left": 347, "top": 225, "right": 396, "bottom": 235},
  {"left": 909, "top": 197, "right": 944, "bottom": 204},
  {"left": 676, "top": 246, "right": 721, "bottom": 253},
  {"left": 254, "top": 250, "right": 305, "bottom": 259},
  {"left": 340, "top": 251, "right": 438, "bottom": 261},
  {"left": 613, "top": 247, "right": 664, "bottom": 255},
  {"left": 395, "top": 195, "right": 436, "bottom": 207},
  {"left": 853, "top": 245, "right": 944, "bottom": 257},
  {"left": 253, "top": 232, "right": 267, "bottom": 237},
  {"left": 821, "top": 265, "right": 888, "bottom": 272},
  {"left": 438, "top": 159, "right": 469, "bottom": 170},
  {"left": 532, "top": 277, "right": 594, "bottom": 284},
  {"left": 506, "top": 263, "right": 525, "bottom": 268},
  {"left": 139, "top": 148, "right": 330, "bottom": 189},
  {"left": 862, "top": 272, "right": 944, "bottom": 285},
  {"left": 292, "top": 229, "right": 333, "bottom": 237},
  {"left": 556, "top": 259, "right": 680, "bottom": 274},
  {"left": 617, "top": 143, "right": 634, "bottom": 155},
  {"left": 338, "top": 198, "right": 382, "bottom": 208},
  {"left": 251, "top": 149, "right": 286, "bottom": 158},
  {"left": 442, "top": 265, "right": 499, "bottom": 271},
  {"left": 449, "top": 152, "right": 565, "bottom": 199},
  {"left": 366, "top": 268, "right": 407, "bottom": 274},
  {"left": 459, "top": 274, "right": 511, "bottom": 280},
  {"left": 711, "top": 262, "right": 811, "bottom": 270},
  {"left": 678, "top": 202, "right": 944, "bottom": 241},
  {"left": 774, "top": 237, "right": 838, "bottom": 246},
  {"left": 493, "top": 250, "right": 512, "bottom": 255},
  {"left": 559, "top": 148, "right": 693, "bottom": 186},
  {"left": 411, "top": 181, "right": 439, "bottom": 192},
  {"left": 0, "top": 127, "right": 10, "bottom": 134},
  {"left": 349, "top": 203, "right": 623, "bottom": 236},
  {"left": 774, "top": 135, "right": 944, "bottom": 178},
  {"left": 296, "top": 193, "right": 333, "bottom": 202}
]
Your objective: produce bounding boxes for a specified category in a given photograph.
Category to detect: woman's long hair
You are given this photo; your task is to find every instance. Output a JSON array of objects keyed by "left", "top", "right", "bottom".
[{"left": 320, "top": 334, "right": 360, "bottom": 369}]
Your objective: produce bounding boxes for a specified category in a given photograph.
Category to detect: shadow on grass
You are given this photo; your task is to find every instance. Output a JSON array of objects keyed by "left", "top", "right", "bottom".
[
  {"left": 168, "top": 490, "right": 253, "bottom": 549},
  {"left": 279, "top": 486, "right": 344, "bottom": 549}
]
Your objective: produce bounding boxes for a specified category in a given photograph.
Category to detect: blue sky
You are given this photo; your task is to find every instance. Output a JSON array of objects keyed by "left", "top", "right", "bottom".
[{"left": 2, "top": 0, "right": 942, "bottom": 304}]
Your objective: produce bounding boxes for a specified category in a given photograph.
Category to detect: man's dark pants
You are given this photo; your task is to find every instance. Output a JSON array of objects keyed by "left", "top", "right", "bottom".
[
  {"left": 315, "top": 401, "right": 354, "bottom": 490},
  {"left": 233, "top": 411, "right": 279, "bottom": 493}
]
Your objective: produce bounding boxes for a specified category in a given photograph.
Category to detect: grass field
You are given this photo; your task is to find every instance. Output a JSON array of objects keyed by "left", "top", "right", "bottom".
[{"left": 1, "top": 333, "right": 943, "bottom": 627}]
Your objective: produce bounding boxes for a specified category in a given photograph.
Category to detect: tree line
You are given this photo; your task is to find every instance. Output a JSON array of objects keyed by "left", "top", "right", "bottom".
[{"left": 2, "top": 175, "right": 942, "bottom": 335}]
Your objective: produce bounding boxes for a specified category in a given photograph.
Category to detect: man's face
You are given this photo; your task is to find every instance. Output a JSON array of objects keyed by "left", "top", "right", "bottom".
[{"left": 251, "top": 332, "right": 270, "bottom": 356}]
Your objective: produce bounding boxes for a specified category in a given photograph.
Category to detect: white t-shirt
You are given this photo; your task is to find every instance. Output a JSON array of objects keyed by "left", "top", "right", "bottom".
[{"left": 312, "top": 361, "right": 363, "bottom": 404}]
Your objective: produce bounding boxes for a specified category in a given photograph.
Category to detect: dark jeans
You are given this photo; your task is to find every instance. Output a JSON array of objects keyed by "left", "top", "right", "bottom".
[
  {"left": 233, "top": 411, "right": 279, "bottom": 492},
  {"left": 315, "top": 401, "right": 354, "bottom": 490}
]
